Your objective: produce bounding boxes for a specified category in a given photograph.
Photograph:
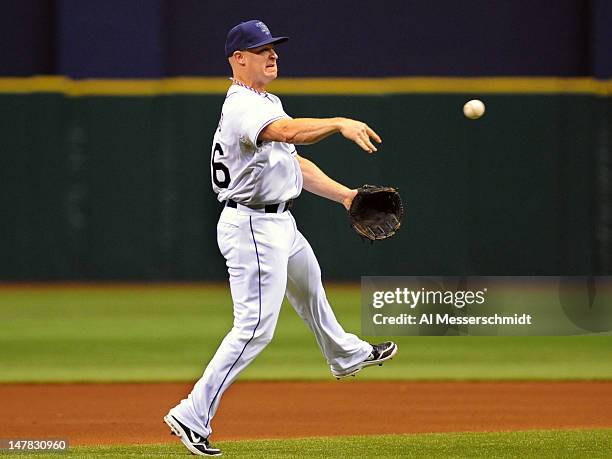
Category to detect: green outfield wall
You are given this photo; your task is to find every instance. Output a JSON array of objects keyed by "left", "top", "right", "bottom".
[{"left": 1, "top": 79, "right": 610, "bottom": 279}]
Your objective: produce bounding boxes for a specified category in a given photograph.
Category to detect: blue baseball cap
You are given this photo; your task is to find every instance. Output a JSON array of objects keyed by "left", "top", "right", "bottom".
[{"left": 225, "top": 20, "right": 289, "bottom": 57}]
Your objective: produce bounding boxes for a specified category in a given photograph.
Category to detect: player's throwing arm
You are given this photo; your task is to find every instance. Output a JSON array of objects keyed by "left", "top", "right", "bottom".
[{"left": 260, "top": 117, "right": 382, "bottom": 153}]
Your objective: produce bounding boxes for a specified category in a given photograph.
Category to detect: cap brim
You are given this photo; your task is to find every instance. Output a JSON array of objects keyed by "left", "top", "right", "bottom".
[{"left": 245, "top": 36, "right": 289, "bottom": 50}]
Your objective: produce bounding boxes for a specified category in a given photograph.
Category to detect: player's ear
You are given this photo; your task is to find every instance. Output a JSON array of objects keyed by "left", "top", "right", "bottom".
[{"left": 233, "top": 51, "right": 246, "bottom": 65}]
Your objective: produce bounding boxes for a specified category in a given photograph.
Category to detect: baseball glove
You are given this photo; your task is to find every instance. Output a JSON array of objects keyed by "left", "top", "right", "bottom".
[{"left": 348, "top": 185, "right": 404, "bottom": 241}]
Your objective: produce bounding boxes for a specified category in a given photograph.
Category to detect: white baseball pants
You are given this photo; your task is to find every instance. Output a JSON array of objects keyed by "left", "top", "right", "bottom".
[{"left": 170, "top": 204, "right": 372, "bottom": 437}]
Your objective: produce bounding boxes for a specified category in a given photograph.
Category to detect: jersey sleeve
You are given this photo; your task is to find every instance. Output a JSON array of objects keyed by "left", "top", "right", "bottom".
[{"left": 239, "top": 95, "right": 289, "bottom": 147}]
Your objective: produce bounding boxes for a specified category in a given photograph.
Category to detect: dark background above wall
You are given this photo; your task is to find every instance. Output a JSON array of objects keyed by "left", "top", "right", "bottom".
[{"left": 1, "top": 0, "right": 611, "bottom": 78}]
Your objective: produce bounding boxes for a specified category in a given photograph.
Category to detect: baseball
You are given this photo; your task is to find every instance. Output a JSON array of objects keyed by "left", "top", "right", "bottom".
[{"left": 463, "top": 99, "right": 485, "bottom": 119}]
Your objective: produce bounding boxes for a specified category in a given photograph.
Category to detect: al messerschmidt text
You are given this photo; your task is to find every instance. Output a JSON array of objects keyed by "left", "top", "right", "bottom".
[{"left": 373, "top": 313, "right": 532, "bottom": 326}]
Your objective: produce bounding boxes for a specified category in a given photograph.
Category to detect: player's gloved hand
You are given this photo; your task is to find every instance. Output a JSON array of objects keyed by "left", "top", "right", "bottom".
[{"left": 348, "top": 185, "right": 404, "bottom": 241}]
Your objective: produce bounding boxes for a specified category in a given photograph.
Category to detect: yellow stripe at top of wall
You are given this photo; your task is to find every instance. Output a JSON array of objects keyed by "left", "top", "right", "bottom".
[{"left": 0, "top": 76, "right": 610, "bottom": 96}]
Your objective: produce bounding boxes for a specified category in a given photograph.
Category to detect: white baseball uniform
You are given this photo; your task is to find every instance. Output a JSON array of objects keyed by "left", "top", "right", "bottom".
[{"left": 169, "top": 82, "right": 373, "bottom": 438}]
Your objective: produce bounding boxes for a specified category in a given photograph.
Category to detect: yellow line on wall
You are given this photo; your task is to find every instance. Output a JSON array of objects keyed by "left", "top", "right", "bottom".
[
  {"left": 274, "top": 77, "right": 612, "bottom": 96},
  {"left": 0, "top": 76, "right": 610, "bottom": 96}
]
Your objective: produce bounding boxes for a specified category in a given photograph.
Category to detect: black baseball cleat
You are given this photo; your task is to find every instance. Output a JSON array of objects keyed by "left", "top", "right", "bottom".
[
  {"left": 332, "top": 341, "right": 398, "bottom": 379},
  {"left": 164, "top": 413, "right": 222, "bottom": 456}
]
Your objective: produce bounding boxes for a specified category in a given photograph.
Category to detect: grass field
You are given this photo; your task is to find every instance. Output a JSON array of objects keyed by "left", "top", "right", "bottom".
[
  {"left": 1, "top": 284, "right": 611, "bottom": 382},
  {"left": 3, "top": 430, "right": 611, "bottom": 458},
  {"left": 1, "top": 284, "right": 611, "bottom": 458}
]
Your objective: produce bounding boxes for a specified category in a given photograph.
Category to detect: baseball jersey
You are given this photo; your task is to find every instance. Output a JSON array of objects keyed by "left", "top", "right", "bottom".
[{"left": 211, "top": 84, "right": 303, "bottom": 205}]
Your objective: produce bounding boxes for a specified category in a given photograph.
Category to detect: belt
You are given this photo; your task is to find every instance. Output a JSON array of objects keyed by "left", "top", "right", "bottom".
[{"left": 226, "top": 199, "right": 293, "bottom": 213}]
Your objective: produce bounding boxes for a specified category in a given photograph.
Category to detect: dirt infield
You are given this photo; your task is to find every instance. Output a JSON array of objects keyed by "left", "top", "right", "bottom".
[{"left": 1, "top": 381, "right": 611, "bottom": 445}]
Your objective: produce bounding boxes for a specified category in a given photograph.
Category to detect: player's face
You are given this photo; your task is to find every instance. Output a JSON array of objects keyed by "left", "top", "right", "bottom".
[{"left": 245, "top": 44, "right": 279, "bottom": 83}]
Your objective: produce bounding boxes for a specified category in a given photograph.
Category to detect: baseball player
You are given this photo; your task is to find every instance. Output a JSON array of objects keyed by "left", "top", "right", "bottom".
[{"left": 164, "top": 20, "right": 398, "bottom": 456}]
